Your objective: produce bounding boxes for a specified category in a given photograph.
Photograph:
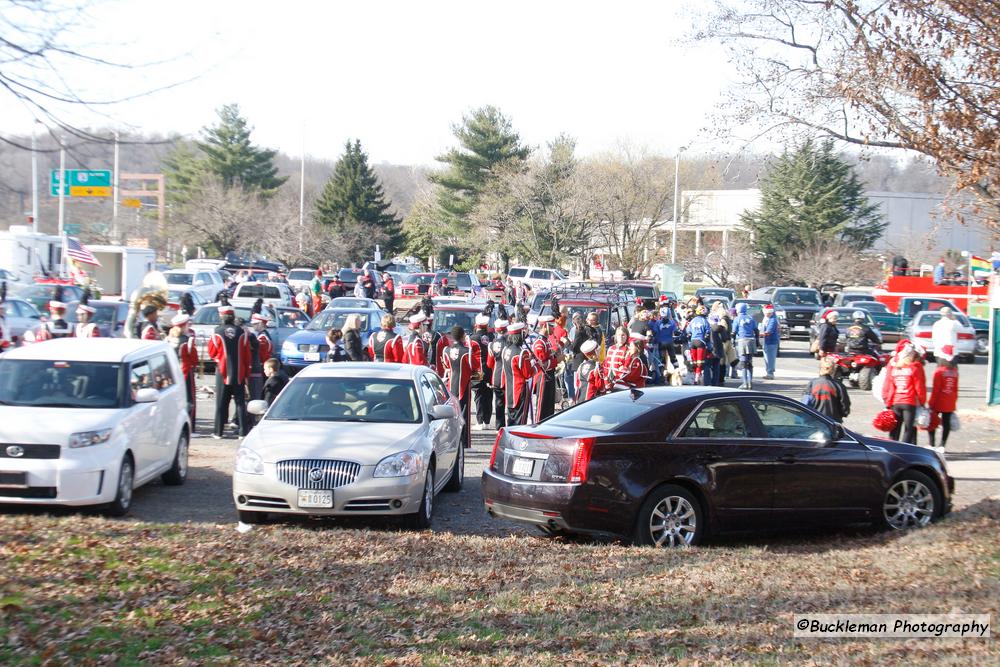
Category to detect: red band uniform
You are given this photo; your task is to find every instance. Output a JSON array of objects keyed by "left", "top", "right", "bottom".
[
  {"left": 501, "top": 323, "right": 535, "bottom": 425},
  {"left": 441, "top": 334, "right": 480, "bottom": 448},
  {"left": 531, "top": 315, "right": 559, "bottom": 422},
  {"left": 487, "top": 320, "right": 508, "bottom": 429},
  {"left": 170, "top": 313, "right": 199, "bottom": 425},
  {"left": 369, "top": 328, "right": 404, "bottom": 362},
  {"left": 207, "top": 306, "right": 252, "bottom": 437}
]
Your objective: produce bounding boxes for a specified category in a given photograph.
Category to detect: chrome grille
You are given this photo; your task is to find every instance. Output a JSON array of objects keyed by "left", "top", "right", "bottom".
[{"left": 276, "top": 459, "right": 361, "bottom": 489}]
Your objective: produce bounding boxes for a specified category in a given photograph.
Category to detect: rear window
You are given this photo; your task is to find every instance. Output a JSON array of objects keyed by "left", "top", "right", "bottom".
[
  {"left": 508, "top": 268, "right": 527, "bottom": 278},
  {"left": 238, "top": 284, "right": 281, "bottom": 299},
  {"left": 631, "top": 285, "right": 656, "bottom": 298},
  {"left": 543, "top": 397, "right": 656, "bottom": 432},
  {"left": 858, "top": 302, "right": 890, "bottom": 314},
  {"left": 287, "top": 269, "right": 313, "bottom": 281},
  {"left": 529, "top": 270, "right": 552, "bottom": 280},
  {"left": 165, "top": 273, "right": 193, "bottom": 286}
]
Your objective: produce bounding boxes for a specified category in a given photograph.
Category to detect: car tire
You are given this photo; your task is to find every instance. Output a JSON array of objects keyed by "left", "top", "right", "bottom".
[
  {"left": 975, "top": 335, "right": 988, "bottom": 355},
  {"left": 857, "top": 366, "right": 874, "bottom": 391},
  {"left": 443, "top": 445, "right": 463, "bottom": 493},
  {"left": 161, "top": 431, "right": 189, "bottom": 486},
  {"left": 405, "top": 469, "right": 434, "bottom": 530},
  {"left": 634, "top": 484, "right": 704, "bottom": 547},
  {"left": 881, "top": 470, "right": 942, "bottom": 531},
  {"left": 104, "top": 454, "right": 135, "bottom": 517}
]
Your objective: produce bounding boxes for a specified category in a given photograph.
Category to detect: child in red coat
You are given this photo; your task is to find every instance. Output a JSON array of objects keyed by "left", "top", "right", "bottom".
[{"left": 928, "top": 345, "right": 959, "bottom": 448}]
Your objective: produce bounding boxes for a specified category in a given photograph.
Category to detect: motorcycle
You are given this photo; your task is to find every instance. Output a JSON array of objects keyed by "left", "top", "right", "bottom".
[{"left": 827, "top": 350, "right": 890, "bottom": 391}]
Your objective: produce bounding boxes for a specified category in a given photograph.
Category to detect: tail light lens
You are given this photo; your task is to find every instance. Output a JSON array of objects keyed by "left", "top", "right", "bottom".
[
  {"left": 568, "top": 437, "right": 595, "bottom": 483},
  {"left": 915, "top": 331, "right": 932, "bottom": 338},
  {"left": 957, "top": 332, "right": 974, "bottom": 340},
  {"left": 489, "top": 428, "right": 504, "bottom": 471}
]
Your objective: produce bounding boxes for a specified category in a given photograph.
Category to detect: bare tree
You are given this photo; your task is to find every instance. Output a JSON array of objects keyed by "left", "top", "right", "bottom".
[
  {"left": 782, "top": 239, "right": 882, "bottom": 287},
  {"left": 698, "top": 0, "right": 1000, "bottom": 224},
  {"left": 575, "top": 148, "right": 674, "bottom": 279}
]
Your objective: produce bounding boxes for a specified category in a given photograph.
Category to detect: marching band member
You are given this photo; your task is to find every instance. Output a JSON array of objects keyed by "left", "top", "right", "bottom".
[
  {"left": 138, "top": 304, "right": 161, "bottom": 340},
  {"left": 575, "top": 339, "right": 606, "bottom": 403},
  {"left": 487, "top": 319, "right": 508, "bottom": 430},
  {"left": 531, "top": 314, "right": 559, "bottom": 422},
  {"left": 420, "top": 314, "right": 446, "bottom": 373},
  {"left": 168, "top": 313, "right": 199, "bottom": 425},
  {"left": 501, "top": 322, "right": 535, "bottom": 426},
  {"left": 612, "top": 333, "right": 649, "bottom": 389},
  {"left": 246, "top": 313, "right": 272, "bottom": 406},
  {"left": 603, "top": 326, "right": 629, "bottom": 383},
  {"left": 368, "top": 314, "right": 404, "bottom": 362},
  {"left": 469, "top": 313, "right": 494, "bottom": 430},
  {"left": 207, "top": 304, "right": 252, "bottom": 439},
  {"left": 30, "top": 301, "right": 73, "bottom": 342},
  {"left": 74, "top": 297, "right": 100, "bottom": 338},
  {"left": 441, "top": 326, "right": 480, "bottom": 449},
  {"left": 403, "top": 312, "right": 429, "bottom": 366}
]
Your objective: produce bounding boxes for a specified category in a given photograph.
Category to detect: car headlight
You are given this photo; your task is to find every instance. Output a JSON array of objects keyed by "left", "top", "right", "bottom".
[
  {"left": 281, "top": 340, "right": 297, "bottom": 354},
  {"left": 68, "top": 428, "right": 113, "bottom": 448},
  {"left": 235, "top": 447, "right": 264, "bottom": 474},
  {"left": 373, "top": 450, "right": 424, "bottom": 478}
]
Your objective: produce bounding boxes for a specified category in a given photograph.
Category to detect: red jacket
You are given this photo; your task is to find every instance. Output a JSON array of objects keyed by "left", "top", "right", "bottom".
[
  {"left": 369, "top": 329, "right": 404, "bottom": 362},
  {"left": 256, "top": 332, "right": 273, "bottom": 363},
  {"left": 929, "top": 365, "right": 959, "bottom": 413},
  {"left": 614, "top": 354, "right": 647, "bottom": 388},
  {"left": 404, "top": 333, "right": 427, "bottom": 366},
  {"left": 442, "top": 340, "right": 480, "bottom": 400},
  {"left": 178, "top": 336, "right": 199, "bottom": 377},
  {"left": 603, "top": 344, "right": 628, "bottom": 380},
  {"left": 882, "top": 361, "right": 927, "bottom": 407},
  {"left": 207, "top": 329, "right": 252, "bottom": 384},
  {"left": 575, "top": 358, "right": 605, "bottom": 402},
  {"left": 531, "top": 336, "right": 558, "bottom": 373},
  {"left": 141, "top": 322, "right": 160, "bottom": 341}
]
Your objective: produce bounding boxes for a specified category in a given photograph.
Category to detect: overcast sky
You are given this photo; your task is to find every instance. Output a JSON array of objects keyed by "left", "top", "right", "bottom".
[{"left": 3, "top": 0, "right": 734, "bottom": 165}]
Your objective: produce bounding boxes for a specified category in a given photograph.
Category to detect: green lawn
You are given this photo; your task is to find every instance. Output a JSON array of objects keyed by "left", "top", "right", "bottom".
[{"left": 1, "top": 501, "right": 998, "bottom": 665}]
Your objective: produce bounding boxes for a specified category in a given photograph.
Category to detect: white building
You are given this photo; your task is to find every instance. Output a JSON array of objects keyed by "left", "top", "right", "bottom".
[{"left": 677, "top": 189, "right": 995, "bottom": 257}]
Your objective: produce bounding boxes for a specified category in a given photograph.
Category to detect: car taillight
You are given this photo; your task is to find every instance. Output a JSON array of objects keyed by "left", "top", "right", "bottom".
[
  {"left": 958, "top": 332, "right": 974, "bottom": 340},
  {"left": 915, "top": 331, "right": 932, "bottom": 338},
  {"left": 489, "top": 428, "right": 503, "bottom": 470},
  {"left": 568, "top": 437, "right": 595, "bottom": 483}
]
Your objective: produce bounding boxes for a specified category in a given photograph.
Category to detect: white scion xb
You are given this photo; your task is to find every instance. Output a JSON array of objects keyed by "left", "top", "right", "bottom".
[
  {"left": 234, "top": 362, "right": 465, "bottom": 528},
  {"left": 0, "top": 339, "right": 190, "bottom": 515}
]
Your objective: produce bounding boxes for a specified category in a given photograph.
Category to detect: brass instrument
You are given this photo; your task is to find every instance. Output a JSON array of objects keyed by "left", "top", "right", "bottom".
[{"left": 124, "top": 271, "right": 169, "bottom": 338}]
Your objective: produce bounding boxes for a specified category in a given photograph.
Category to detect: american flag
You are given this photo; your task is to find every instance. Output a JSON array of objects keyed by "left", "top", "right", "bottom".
[{"left": 66, "top": 236, "right": 101, "bottom": 266}]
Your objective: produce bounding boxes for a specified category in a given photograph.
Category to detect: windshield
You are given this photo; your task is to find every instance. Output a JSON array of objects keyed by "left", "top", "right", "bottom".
[
  {"left": 308, "top": 311, "right": 377, "bottom": 331},
  {"left": 553, "top": 305, "right": 610, "bottom": 331},
  {"left": 543, "top": 397, "right": 656, "bottom": 432},
  {"left": 408, "top": 274, "right": 435, "bottom": 285},
  {"left": 698, "top": 289, "right": 732, "bottom": 298},
  {"left": 330, "top": 298, "right": 371, "bottom": 309},
  {"left": 165, "top": 273, "right": 194, "bottom": 286},
  {"left": 267, "top": 377, "right": 421, "bottom": 423},
  {"left": 338, "top": 269, "right": 362, "bottom": 282},
  {"left": 775, "top": 290, "right": 820, "bottom": 306},
  {"left": 432, "top": 309, "right": 478, "bottom": 333},
  {"left": 287, "top": 270, "right": 313, "bottom": 281},
  {"left": 0, "top": 360, "right": 124, "bottom": 408},
  {"left": 631, "top": 285, "right": 656, "bottom": 298}
]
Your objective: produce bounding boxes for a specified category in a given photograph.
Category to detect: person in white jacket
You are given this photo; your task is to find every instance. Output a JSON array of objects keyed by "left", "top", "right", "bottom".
[{"left": 931, "top": 307, "right": 961, "bottom": 362}]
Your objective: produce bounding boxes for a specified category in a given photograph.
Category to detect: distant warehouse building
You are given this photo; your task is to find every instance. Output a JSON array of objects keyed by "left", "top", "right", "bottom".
[{"left": 674, "top": 189, "right": 995, "bottom": 260}]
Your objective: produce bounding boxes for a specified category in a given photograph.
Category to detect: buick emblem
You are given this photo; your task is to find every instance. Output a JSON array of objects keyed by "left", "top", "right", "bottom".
[
  {"left": 6, "top": 445, "right": 24, "bottom": 458},
  {"left": 308, "top": 468, "right": 324, "bottom": 483}
]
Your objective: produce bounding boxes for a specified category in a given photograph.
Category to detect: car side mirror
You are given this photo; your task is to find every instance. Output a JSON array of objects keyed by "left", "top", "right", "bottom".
[
  {"left": 135, "top": 388, "right": 159, "bottom": 403},
  {"left": 430, "top": 404, "right": 456, "bottom": 420},
  {"left": 247, "top": 400, "right": 269, "bottom": 416}
]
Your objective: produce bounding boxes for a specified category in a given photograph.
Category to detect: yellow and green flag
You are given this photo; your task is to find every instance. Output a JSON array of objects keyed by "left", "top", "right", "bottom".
[{"left": 971, "top": 255, "right": 991, "bottom": 275}]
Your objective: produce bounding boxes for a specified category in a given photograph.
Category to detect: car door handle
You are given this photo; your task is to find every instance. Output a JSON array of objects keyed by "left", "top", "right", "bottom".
[
  {"left": 696, "top": 452, "right": 722, "bottom": 462},
  {"left": 777, "top": 454, "right": 796, "bottom": 464}
]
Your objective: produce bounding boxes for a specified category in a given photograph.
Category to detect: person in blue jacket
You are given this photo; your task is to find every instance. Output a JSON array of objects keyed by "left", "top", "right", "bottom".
[
  {"left": 761, "top": 304, "right": 780, "bottom": 380},
  {"left": 654, "top": 305, "right": 677, "bottom": 366},
  {"left": 732, "top": 302, "right": 761, "bottom": 389},
  {"left": 687, "top": 305, "right": 711, "bottom": 385}
]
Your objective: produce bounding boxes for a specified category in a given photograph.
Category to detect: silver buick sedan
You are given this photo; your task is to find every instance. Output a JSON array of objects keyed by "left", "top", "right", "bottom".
[{"left": 233, "top": 363, "right": 465, "bottom": 528}]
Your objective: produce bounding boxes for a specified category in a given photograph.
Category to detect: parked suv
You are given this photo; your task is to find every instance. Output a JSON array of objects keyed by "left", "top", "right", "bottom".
[
  {"left": 230, "top": 281, "right": 294, "bottom": 308},
  {"left": 751, "top": 286, "right": 823, "bottom": 339},
  {"left": 507, "top": 266, "right": 567, "bottom": 291},
  {"left": 163, "top": 269, "right": 225, "bottom": 303},
  {"left": 0, "top": 339, "right": 190, "bottom": 515}
]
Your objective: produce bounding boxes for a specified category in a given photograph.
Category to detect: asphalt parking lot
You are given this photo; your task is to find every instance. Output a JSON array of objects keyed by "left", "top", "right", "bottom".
[{"left": 119, "top": 339, "right": 1000, "bottom": 535}]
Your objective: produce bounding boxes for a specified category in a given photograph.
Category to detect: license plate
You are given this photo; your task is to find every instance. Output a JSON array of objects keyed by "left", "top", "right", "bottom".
[
  {"left": 511, "top": 458, "right": 534, "bottom": 477},
  {"left": 794, "top": 325, "right": 807, "bottom": 331},
  {"left": 297, "top": 489, "right": 333, "bottom": 508},
  {"left": 303, "top": 352, "right": 321, "bottom": 362},
  {"left": 0, "top": 471, "right": 27, "bottom": 488}
]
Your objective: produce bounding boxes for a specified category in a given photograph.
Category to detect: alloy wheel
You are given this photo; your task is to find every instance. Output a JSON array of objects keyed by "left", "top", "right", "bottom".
[
  {"left": 423, "top": 473, "right": 433, "bottom": 521},
  {"left": 648, "top": 495, "right": 697, "bottom": 547},
  {"left": 883, "top": 479, "right": 934, "bottom": 529},
  {"left": 177, "top": 435, "right": 189, "bottom": 478},
  {"left": 118, "top": 459, "right": 134, "bottom": 510}
]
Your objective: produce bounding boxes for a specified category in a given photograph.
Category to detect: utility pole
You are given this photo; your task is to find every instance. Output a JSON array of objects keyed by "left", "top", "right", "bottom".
[
  {"left": 299, "top": 126, "right": 306, "bottom": 255},
  {"left": 112, "top": 131, "right": 120, "bottom": 241},
  {"left": 671, "top": 147, "right": 685, "bottom": 264},
  {"left": 58, "top": 144, "right": 67, "bottom": 276},
  {"left": 30, "top": 123, "right": 39, "bottom": 233}
]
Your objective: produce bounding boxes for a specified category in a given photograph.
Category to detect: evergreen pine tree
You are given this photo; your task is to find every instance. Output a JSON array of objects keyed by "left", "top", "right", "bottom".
[
  {"left": 196, "top": 104, "right": 287, "bottom": 196},
  {"left": 742, "top": 139, "right": 886, "bottom": 278},
  {"left": 313, "top": 139, "right": 404, "bottom": 260},
  {"left": 431, "top": 105, "right": 531, "bottom": 222}
]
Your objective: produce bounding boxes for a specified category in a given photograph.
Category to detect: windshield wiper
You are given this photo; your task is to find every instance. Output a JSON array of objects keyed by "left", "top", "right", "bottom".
[{"left": 31, "top": 402, "right": 84, "bottom": 408}]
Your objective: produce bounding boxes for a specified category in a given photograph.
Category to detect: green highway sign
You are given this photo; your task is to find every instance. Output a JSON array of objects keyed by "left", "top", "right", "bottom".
[
  {"left": 50, "top": 169, "right": 112, "bottom": 197},
  {"left": 64, "top": 223, "right": 81, "bottom": 235}
]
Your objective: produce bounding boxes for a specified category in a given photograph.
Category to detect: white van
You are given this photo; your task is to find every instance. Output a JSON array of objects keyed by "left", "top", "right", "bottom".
[
  {"left": 507, "top": 266, "right": 567, "bottom": 291},
  {"left": 0, "top": 339, "right": 190, "bottom": 515},
  {"left": 231, "top": 281, "right": 295, "bottom": 308}
]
